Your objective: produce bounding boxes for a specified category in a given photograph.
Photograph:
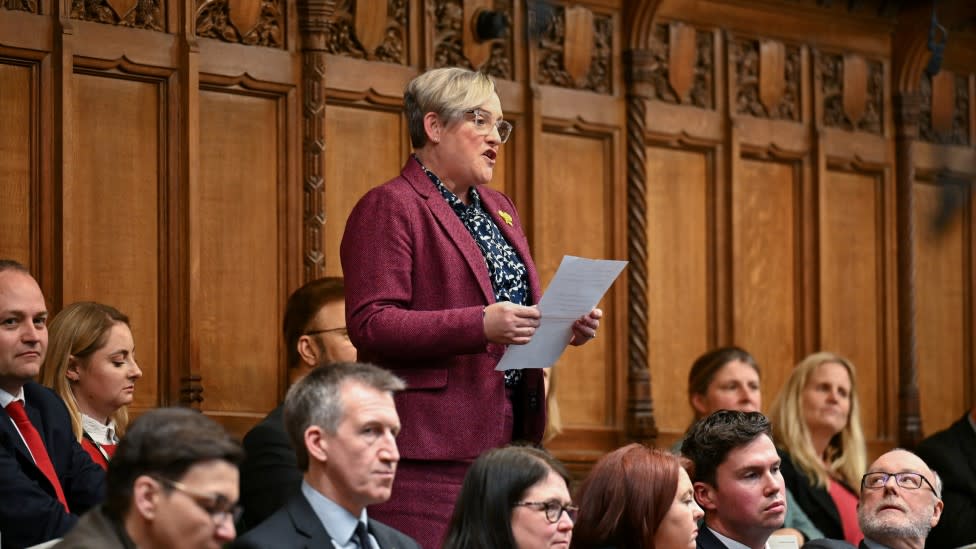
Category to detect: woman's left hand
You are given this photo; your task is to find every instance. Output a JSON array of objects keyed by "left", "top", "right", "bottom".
[{"left": 569, "top": 308, "right": 602, "bottom": 346}]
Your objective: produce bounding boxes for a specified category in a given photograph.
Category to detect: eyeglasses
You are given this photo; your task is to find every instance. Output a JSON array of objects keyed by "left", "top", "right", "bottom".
[
  {"left": 154, "top": 476, "right": 243, "bottom": 525},
  {"left": 463, "top": 109, "right": 512, "bottom": 144},
  {"left": 514, "top": 500, "right": 578, "bottom": 523},
  {"left": 304, "top": 327, "right": 348, "bottom": 338},
  {"left": 862, "top": 472, "right": 940, "bottom": 497}
]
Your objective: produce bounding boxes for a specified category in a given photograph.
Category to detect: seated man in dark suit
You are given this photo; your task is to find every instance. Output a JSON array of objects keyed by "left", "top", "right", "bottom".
[
  {"left": 54, "top": 407, "right": 244, "bottom": 549},
  {"left": 804, "top": 449, "right": 943, "bottom": 549},
  {"left": 233, "top": 362, "right": 420, "bottom": 549},
  {"left": 0, "top": 259, "right": 105, "bottom": 548},
  {"left": 916, "top": 405, "right": 976, "bottom": 549},
  {"left": 239, "top": 277, "right": 357, "bottom": 529},
  {"left": 681, "top": 410, "right": 788, "bottom": 549}
]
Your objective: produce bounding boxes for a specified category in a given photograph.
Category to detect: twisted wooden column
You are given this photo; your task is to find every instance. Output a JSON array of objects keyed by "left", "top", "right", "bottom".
[
  {"left": 624, "top": 49, "right": 658, "bottom": 443},
  {"left": 894, "top": 91, "right": 923, "bottom": 449}
]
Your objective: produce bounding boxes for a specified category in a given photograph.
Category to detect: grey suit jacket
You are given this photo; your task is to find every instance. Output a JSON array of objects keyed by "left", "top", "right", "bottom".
[
  {"left": 696, "top": 527, "right": 729, "bottom": 549},
  {"left": 231, "top": 493, "right": 422, "bottom": 549},
  {"left": 801, "top": 539, "right": 857, "bottom": 549}
]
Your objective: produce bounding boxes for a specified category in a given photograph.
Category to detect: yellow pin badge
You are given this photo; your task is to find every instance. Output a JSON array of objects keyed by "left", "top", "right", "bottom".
[{"left": 498, "top": 210, "right": 513, "bottom": 226}]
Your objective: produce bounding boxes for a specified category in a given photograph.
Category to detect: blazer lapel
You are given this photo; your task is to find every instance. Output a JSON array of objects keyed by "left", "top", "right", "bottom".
[
  {"left": 287, "top": 495, "right": 334, "bottom": 548},
  {"left": 0, "top": 401, "right": 39, "bottom": 465},
  {"left": 402, "top": 160, "right": 495, "bottom": 304},
  {"left": 952, "top": 414, "right": 976, "bottom": 481}
]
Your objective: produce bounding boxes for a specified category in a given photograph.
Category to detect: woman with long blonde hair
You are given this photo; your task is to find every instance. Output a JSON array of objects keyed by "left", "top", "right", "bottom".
[
  {"left": 40, "top": 302, "right": 142, "bottom": 469},
  {"left": 768, "top": 351, "right": 866, "bottom": 545}
]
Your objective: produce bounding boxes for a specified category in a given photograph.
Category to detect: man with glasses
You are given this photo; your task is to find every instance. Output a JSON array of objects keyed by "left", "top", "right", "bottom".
[
  {"left": 240, "top": 277, "right": 357, "bottom": 529},
  {"left": 806, "top": 449, "right": 943, "bottom": 549},
  {"left": 233, "top": 362, "right": 420, "bottom": 549},
  {"left": 54, "top": 407, "right": 244, "bottom": 549}
]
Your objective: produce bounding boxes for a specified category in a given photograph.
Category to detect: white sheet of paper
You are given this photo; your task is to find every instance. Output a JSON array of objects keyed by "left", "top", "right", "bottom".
[
  {"left": 495, "top": 255, "right": 627, "bottom": 371},
  {"left": 767, "top": 535, "right": 800, "bottom": 549}
]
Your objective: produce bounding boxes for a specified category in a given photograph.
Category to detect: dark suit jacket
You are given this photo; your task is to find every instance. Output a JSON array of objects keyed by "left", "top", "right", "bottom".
[
  {"left": 239, "top": 404, "right": 302, "bottom": 530},
  {"left": 231, "top": 493, "right": 422, "bottom": 549},
  {"left": 915, "top": 412, "right": 976, "bottom": 549},
  {"left": 340, "top": 157, "right": 546, "bottom": 460},
  {"left": 0, "top": 382, "right": 105, "bottom": 548},
  {"left": 779, "top": 450, "right": 852, "bottom": 541},
  {"left": 696, "top": 526, "right": 729, "bottom": 549}
]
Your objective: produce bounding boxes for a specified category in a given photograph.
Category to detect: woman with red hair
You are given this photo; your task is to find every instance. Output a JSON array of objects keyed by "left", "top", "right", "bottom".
[{"left": 571, "top": 444, "right": 703, "bottom": 549}]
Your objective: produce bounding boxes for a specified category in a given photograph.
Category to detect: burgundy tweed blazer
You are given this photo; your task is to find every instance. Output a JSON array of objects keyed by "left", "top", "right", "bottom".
[{"left": 340, "top": 157, "right": 546, "bottom": 461}]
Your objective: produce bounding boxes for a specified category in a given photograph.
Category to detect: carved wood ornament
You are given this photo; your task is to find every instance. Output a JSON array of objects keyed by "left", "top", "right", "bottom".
[
  {"left": 433, "top": 0, "right": 512, "bottom": 77},
  {"left": 314, "top": 0, "right": 405, "bottom": 63},
  {"left": 919, "top": 71, "right": 970, "bottom": 146},
  {"left": 70, "top": 0, "right": 163, "bottom": 30},
  {"left": 733, "top": 36, "right": 800, "bottom": 120},
  {"left": 195, "top": 0, "right": 285, "bottom": 47},
  {"left": 537, "top": 4, "right": 612, "bottom": 93},
  {"left": 645, "top": 22, "right": 713, "bottom": 108},
  {"left": 1, "top": 0, "right": 37, "bottom": 12},
  {"left": 820, "top": 52, "right": 883, "bottom": 134}
]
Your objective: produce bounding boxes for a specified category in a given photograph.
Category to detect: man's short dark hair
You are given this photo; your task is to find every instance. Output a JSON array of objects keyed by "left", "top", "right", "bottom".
[
  {"left": 680, "top": 410, "right": 772, "bottom": 486},
  {"left": 104, "top": 407, "right": 243, "bottom": 518},
  {"left": 283, "top": 361, "right": 405, "bottom": 471},
  {"left": 0, "top": 259, "right": 30, "bottom": 275},
  {"left": 282, "top": 277, "right": 345, "bottom": 368}
]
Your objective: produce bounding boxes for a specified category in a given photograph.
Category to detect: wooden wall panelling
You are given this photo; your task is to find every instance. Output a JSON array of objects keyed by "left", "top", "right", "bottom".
[
  {"left": 0, "top": 59, "right": 36, "bottom": 265},
  {"left": 535, "top": 112, "right": 626, "bottom": 466},
  {"left": 62, "top": 66, "right": 168, "bottom": 413},
  {"left": 195, "top": 82, "right": 292, "bottom": 437}
]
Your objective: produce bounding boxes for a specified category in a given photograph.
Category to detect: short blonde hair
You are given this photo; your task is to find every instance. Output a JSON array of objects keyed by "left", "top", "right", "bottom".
[
  {"left": 404, "top": 67, "right": 497, "bottom": 148},
  {"left": 769, "top": 351, "right": 866, "bottom": 489},
  {"left": 39, "top": 302, "right": 133, "bottom": 442}
]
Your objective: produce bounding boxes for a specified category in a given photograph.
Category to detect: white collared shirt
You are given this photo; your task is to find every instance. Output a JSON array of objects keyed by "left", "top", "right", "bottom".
[
  {"left": 81, "top": 414, "right": 118, "bottom": 446},
  {"left": 0, "top": 386, "right": 35, "bottom": 461},
  {"left": 709, "top": 527, "right": 772, "bottom": 549},
  {"left": 301, "top": 480, "right": 376, "bottom": 549}
]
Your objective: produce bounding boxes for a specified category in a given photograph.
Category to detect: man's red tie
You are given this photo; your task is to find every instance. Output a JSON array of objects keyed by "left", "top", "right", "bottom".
[{"left": 6, "top": 401, "right": 69, "bottom": 512}]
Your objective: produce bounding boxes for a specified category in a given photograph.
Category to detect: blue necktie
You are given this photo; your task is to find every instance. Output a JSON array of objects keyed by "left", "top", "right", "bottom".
[{"left": 355, "top": 521, "right": 372, "bottom": 549}]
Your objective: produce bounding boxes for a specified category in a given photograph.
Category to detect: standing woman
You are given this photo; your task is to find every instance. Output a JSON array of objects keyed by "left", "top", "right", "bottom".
[
  {"left": 768, "top": 351, "right": 867, "bottom": 545},
  {"left": 341, "top": 67, "right": 601, "bottom": 548},
  {"left": 40, "top": 302, "right": 142, "bottom": 469}
]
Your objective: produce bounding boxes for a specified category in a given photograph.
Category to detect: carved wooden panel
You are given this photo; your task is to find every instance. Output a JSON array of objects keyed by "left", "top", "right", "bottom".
[
  {"left": 1, "top": 0, "right": 36, "bottom": 13},
  {"left": 914, "top": 181, "right": 970, "bottom": 435},
  {"left": 0, "top": 63, "right": 33, "bottom": 264},
  {"left": 63, "top": 73, "right": 161, "bottom": 412},
  {"left": 732, "top": 159, "right": 796, "bottom": 398},
  {"left": 196, "top": 0, "right": 285, "bottom": 48},
  {"left": 537, "top": 5, "right": 612, "bottom": 94},
  {"left": 71, "top": 0, "right": 163, "bottom": 31},
  {"left": 820, "top": 52, "right": 884, "bottom": 134},
  {"left": 323, "top": 105, "right": 404, "bottom": 277},
  {"left": 536, "top": 131, "right": 614, "bottom": 426},
  {"left": 732, "top": 37, "right": 800, "bottom": 121},
  {"left": 197, "top": 90, "right": 281, "bottom": 415},
  {"left": 919, "top": 72, "right": 970, "bottom": 146},
  {"left": 645, "top": 146, "right": 710, "bottom": 444},
  {"left": 432, "top": 0, "right": 512, "bottom": 78},
  {"left": 819, "top": 170, "right": 884, "bottom": 438},
  {"left": 646, "top": 22, "right": 713, "bottom": 108},
  {"left": 318, "top": 0, "right": 406, "bottom": 64}
]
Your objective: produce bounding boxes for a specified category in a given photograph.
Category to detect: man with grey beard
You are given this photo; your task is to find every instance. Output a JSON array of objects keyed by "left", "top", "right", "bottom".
[{"left": 806, "top": 449, "right": 943, "bottom": 549}]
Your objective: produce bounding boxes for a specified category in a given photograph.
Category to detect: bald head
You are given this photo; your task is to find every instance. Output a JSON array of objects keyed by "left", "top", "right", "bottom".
[{"left": 858, "top": 449, "right": 943, "bottom": 549}]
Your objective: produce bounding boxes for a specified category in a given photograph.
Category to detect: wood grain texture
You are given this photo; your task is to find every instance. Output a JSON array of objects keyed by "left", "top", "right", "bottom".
[
  {"left": 819, "top": 169, "right": 883, "bottom": 439},
  {"left": 63, "top": 73, "right": 161, "bottom": 410},
  {"left": 645, "top": 146, "right": 709, "bottom": 437},
  {"left": 0, "top": 63, "right": 33, "bottom": 265},
  {"left": 536, "top": 131, "right": 614, "bottom": 428},
  {"left": 197, "top": 90, "right": 281, "bottom": 413}
]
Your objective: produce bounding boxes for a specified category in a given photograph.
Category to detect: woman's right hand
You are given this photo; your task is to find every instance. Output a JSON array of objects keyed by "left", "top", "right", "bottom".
[{"left": 484, "top": 302, "right": 541, "bottom": 345}]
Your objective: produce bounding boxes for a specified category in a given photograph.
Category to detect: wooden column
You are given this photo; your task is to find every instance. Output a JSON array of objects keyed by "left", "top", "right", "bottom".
[
  {"left": 297, "top": 0, "right": 334, "bottom": 281},
  {"left": 624, "top": 49, "right": 658, "bottom": 444},
  {"left": 894, "top": 91, "right": 923, "bottom": 448}
]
